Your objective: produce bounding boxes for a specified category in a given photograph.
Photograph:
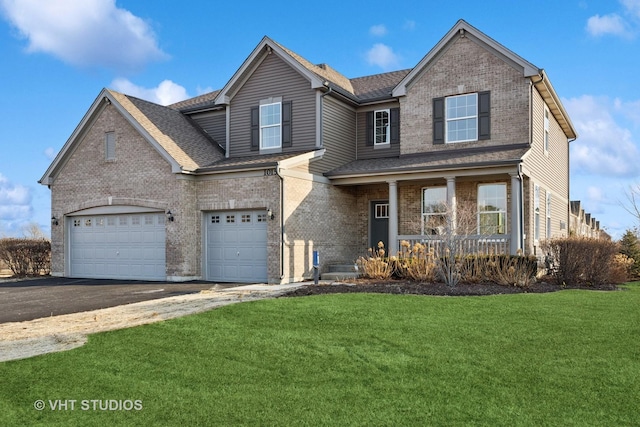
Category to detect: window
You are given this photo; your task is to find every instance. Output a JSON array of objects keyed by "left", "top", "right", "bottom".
[
  {"left": 242, "top": 214, "right": 251, "bottom": 223},
  {"left": 251, "top": 100, "right": 292, "bottom": 151},
  {"left": 546, "top": 192, "right": 552, "bottom": 239},
  {"left": 433, "top": 91, "right": 490, "bottom": 144},
  {"left": 375, "top": 109, "right": 390, "bottom": 145},
  {"left": 478, "top": 184, "right": 506, "bottom": 235},
  {"left": 226, "top": 215, "right": 235, "bottom": 223},
  {"left": 105, "top": 132, "right": 115, "bottom": 160},
  {"left": 211, "top": 215, "right": 220, "bottom": 223},
  {"left": 446, "top": 93, "right": 477, "bottom": 143},
  {"left": 260, "top": 102, "right": 281, "bottom": 149},
  {"left": 375, "top": 203, "right": 389, "bottom": 219},
  {"left": 422, "top": 187, "right": 447, "bottom": 235},
  {"left": 534, "top": 184, "right": 540, "bottom": 241},
  {"left": 544, "top": 108, "right": 550, "bottom": 153}
]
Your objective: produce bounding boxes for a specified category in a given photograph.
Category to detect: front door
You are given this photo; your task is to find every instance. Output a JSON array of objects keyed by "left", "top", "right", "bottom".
[{"left": 370, "top": 201, "right": 389, "bottom": 254}]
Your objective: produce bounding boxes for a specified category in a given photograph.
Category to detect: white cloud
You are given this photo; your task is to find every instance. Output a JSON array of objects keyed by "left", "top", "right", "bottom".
[
  {"left": 0, "top": 0, "right": 168, "bottom": 71},
  {"left": 565, "top": 95, "right": 640, "bottom": 177},
  {"left": 111, "top": 78, "right": 189, "bottom": 105},
  {"left": 0, "top": 173, "right": 33, "bottom": 236},
  {"left": 622, "top": 0, "right": 640, "bottom": 18},
  {"left": 369, "top": 24, "right": 387, "bottom": 37},
  {"left": 587, "top": 13, "right": 630, "bottom": 37},
  {"left": 366, "top": 43, "right": 400, "bottom": 71}
]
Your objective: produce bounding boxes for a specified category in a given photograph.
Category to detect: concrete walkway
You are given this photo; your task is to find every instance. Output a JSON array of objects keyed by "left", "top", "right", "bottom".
[{"left": 0, "top": 283, "right": 305, "bottom": 363}]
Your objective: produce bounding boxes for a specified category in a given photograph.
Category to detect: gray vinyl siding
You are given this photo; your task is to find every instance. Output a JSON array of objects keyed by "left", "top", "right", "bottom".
[
  {"left": 190, "top": 110, "right": 226, "bottom": 147},
  {"left": 356, "top": 103, "right": 401, "bottom": 159},
  {"left": 310, "top": 96, "right": 356, "bottom": 174},
  {"left": 228, "top": 53, "right": 316, "bottom": 157}
]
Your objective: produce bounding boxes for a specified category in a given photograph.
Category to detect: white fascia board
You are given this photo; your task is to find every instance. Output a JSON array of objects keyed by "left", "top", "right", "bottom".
[
  {"left": 278, "top": 149, "right": 326, "bottom": 169},
  {"left": 214, "top": 37, "right": 324, "bottom": 105}
]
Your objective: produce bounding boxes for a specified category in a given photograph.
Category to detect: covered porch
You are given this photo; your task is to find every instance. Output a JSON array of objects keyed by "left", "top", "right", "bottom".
[{"left": 324, "top": 144, "right": 530, "bottom": 257}]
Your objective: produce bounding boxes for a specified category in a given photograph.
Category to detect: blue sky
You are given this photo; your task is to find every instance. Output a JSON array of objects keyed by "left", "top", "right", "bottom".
[{"left": 1, "top": 0, "right": 639, "bottom": 239}]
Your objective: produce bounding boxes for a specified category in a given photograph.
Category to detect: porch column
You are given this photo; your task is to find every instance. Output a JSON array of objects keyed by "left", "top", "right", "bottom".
[
  {"left": 445, "top": 176, "right": 456, "bottom": 233},
  {"left": 388, "top": 180, "right": 398, "bottom": 255},
  {"left": 510, "top": 172, "right": 522, "bottom": 255}
]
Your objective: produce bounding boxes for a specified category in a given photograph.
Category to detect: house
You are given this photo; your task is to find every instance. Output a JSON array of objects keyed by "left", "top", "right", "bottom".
[
  {"left": 570, "top": 201, "right": 603, "bottom": 239},
  {"left": 39, "top": 20, "right": 577, "bottom": 284}
]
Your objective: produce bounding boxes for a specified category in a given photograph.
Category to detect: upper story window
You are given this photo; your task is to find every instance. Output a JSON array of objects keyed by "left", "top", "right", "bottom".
[
  {"left": 260, "top": 102, "right": 281, "bottom": 149},
  {"left": 446, "top": 93, "right": 477, "bottom": 143},
  {"left": 366, "top": 108, "right": 400, "bottom": 147},
  {"left": 105, "top": 131, "right": 115, "bottom": 161},
  {"left": 422, "top": 187, "right": 447, "bottom": 235},
  {"left": 433, "top": 91, "right": 490, "bottom": 145},
  {"left": 544, "top": 107, "right": 550, "bottom": 154},
  {"left": 251, "top": 98, "right": 292, "bottom": 152},
  {"left": 478, "top": 183, "right": 506, "bottom": 235},
  {"left": 375, "top": 109, "right": 390, "bottom": 145}
]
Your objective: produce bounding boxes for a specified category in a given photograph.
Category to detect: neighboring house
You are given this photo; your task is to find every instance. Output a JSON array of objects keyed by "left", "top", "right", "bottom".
[
  {"left": 570, "top": 200, "right": 603, "bottom": 239},
  {"left": 40, "top": 20, "right": 577, "bottom": 283}
]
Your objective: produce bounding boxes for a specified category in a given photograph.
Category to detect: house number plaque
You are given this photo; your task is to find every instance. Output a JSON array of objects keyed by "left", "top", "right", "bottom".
[{"left": 264, "top": 168, "right": 277, "bottom": 176}]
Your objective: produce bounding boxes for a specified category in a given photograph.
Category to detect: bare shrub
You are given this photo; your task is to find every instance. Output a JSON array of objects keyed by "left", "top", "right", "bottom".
[
  {"left": 542, "top": 237, "right": 620, "bottom": 286},
  {"left": 0, "top": 238, "right": 51, "bottom": 277},
  {"left": 395, "top": 241, "right": 436, "bottom": 281},
  {"left": 356, "top": 242, "right": 393, "bottom": 280}
]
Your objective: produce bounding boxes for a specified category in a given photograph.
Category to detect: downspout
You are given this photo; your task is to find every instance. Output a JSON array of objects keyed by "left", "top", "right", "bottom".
[
  {"left": 518, "top": 162, "right": 525, "bottom": 253},
  {"left": 276, "top": 164, "right": 285, "bottom": 281}
]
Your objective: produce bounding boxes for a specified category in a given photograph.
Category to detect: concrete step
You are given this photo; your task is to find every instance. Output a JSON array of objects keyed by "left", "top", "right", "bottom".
[
  {"left": 320, "top": 271, "right": 360, "bottom": 281},
  {"left": 327, "top": 264, "right": 358, "bottom": 273}
]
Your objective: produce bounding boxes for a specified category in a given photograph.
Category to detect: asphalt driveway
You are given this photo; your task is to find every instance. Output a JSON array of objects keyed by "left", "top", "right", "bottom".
[{"left": 0, "top": 277, "right": 240, "bottom": 323}]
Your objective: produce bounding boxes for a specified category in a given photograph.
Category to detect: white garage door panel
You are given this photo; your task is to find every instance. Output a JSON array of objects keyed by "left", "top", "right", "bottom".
[
  {"left": 69, "top": 213, "right": 166, "bottom": 281},
  {"left": 206, "top": 211, "right": 268, "bottom": 283}
]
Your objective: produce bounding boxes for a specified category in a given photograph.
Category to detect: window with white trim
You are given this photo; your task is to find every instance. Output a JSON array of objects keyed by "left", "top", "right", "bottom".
[
  {"left": 105, "top": 132, "right": 115, "bottom": 161},
  {"left": 375, "top": 203, "right": 389, "bottom": 219},
  {"left": 375, "top": 109, "right": 390, "bottom": 145},
  {"left": 546, "top": 192, "right": 552, "bottom": 239},
  {"left": 422, "top": 187, "right": 447, "bottom": 235},
  {"left": 260, "top": 102, "right": 281, "bottom": 149},
  {"left": 544, "top": 107, "right": 550, "bottom": 153},
  {"left": 534, "top": 184, "right": 540, "bottom": 241},
  {"left": 446, "top": 93, "right": 478, "bottom": 143},
  {"left": 478, "top": 184, "right": 507, "bottom": 235}
]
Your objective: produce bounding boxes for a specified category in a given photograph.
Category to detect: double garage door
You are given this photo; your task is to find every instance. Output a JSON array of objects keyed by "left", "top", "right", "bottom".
[
  {"left": 205, "top": 210, "right": 268, "bottom": 283},
  {"left": 69, "top": 212, "right": 166, "bottom": 281},
  {"left": 68, "top": 210, "right": 268, "bottom": 283}
]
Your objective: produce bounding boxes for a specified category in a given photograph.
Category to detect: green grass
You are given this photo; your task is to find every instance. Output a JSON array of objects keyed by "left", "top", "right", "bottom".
[{"left": 1, "top": 283, "right": 640, "bottom": 426}]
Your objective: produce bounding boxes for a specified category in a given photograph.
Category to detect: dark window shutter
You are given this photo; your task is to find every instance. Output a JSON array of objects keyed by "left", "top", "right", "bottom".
[
  {"left": 478, "top": 91, "right": 490, "bottom": 140},
  {"left": 250, "top": 106, "right": 259, "bottom": 151},
  {"left": 390, "top": 108, "right": 400, "bottom": 144},
  {"left": 282, "top": 101, "right": 292, "bottom": 147},
  {"left": 366, "top": 111, "right": 374, "bottom": 146},
  {"left": 433, "top": 97, "right": 445, "bottom": 144}
]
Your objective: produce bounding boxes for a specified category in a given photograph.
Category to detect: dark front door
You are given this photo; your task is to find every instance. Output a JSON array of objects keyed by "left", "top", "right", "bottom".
[{"left": 370, "top": 201, "right": 389, "bottom": 254}]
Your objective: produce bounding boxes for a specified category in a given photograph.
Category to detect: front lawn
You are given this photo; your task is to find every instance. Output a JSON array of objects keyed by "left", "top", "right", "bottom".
[{"left": 1, "top": 283, "right": 639, "bottom": 426}]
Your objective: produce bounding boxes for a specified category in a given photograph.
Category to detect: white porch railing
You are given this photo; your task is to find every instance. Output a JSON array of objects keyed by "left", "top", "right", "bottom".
[{"left": 397, "top": 235, "right": 511, "bottom": 256}]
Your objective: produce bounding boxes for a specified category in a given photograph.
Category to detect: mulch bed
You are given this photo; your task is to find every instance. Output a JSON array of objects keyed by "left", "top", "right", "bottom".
[{"left": 283, "top": 279, "right": 621, "bottom": 297}]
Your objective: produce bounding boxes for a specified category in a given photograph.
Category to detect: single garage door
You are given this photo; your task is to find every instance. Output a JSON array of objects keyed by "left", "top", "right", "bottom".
[
  {"left": 206, "top": 210, "right": 268, "bottom": 283},
  {"left": 69, "top": 212, "right": 166, "bottom": 280}
]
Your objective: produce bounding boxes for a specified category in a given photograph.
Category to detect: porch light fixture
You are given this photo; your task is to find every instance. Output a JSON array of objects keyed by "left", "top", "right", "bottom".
[
  {"left": 166, "top": 210, "right": 174, "bottom": 222},
  {"left": 51, "top": 216, "right": 59, "bottom": 226},
  {"left": 267, "top": 208, "right": 275, "bottom": 220}
]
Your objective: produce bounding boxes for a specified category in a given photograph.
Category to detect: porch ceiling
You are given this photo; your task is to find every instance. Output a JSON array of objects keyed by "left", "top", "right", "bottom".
[{"left": 325, "top": 143, "right": 528, "bottom": 185}]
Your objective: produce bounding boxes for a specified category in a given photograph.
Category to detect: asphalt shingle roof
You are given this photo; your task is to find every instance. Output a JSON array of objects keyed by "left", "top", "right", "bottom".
[
  {"left": 325, "top": 144, "right": 531, "bottom": 178},
  {"left": 109, "top": 90, "right": 225, "bottom": 171}
]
